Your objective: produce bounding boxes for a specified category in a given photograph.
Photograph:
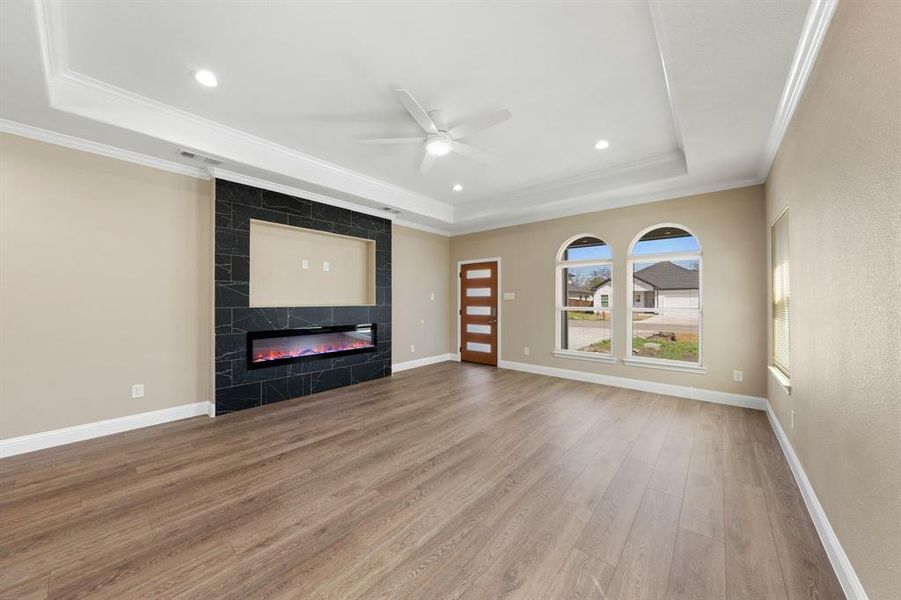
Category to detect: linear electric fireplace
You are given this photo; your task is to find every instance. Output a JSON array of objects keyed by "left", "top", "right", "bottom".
[{"left": 247, "top": 324, "right": 377, "bottom": 369}]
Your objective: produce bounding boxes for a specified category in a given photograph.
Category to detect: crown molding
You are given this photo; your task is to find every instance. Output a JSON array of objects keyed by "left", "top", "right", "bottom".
[
  {"left": 0, "top": 118, "right": 455, "bottom": 231},
  {"left": 25, "top": 0, "right": 817, "bottom": 235},
  {"left": 212, "top": 168, "right": 400, "bottom": 222},
  {"left": 450, "top": 174, "right": 764, "bottom": 236},
  {"left": 456, "top": 150, "right": 686, "bottom": 222},
  {"left": 0, "top": 118, "right": 211, "bottom": 179},
  {"left": 759, "top": 0, "right": 838, "bottom": 180},
  {"left": 393, "top": 219, "right": 452, "bottom": 237},
  {"left": 33, "top": 0, "right": 453, "bottom": 224},
  {"left": 648, "top": 0, "right": 686, "bottom": 157}
]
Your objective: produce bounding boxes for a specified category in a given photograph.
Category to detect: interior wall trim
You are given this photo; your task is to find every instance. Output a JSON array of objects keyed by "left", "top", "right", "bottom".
[
  {"left": 0, "top": 118, "right": 210, "bottom": 179},
  {"left": 213, "top": 168, "right": 397, "bottom": 222},
  {"left": 391, "top": 353, "right": 457, "bottom": 373},
  {"left": 759, "top": 0, "right": 838, "bottom": 179},
  {"left": 33, "top": 0, "right": 452, "bottom": 224},
  {"left": 498, "top": 359, "right": 767, "bottom": 410},
  {"left": 0, "top": 121, "right": 456, "bottom": 236},
  {"left": 25, "top": 0, "right": 836, "bottom": 234},
  {"left": 393, "top": 219, "right": 452, "bottom": 237},
  {"left": 765, "top": 402, "right": 869, "bottom": 600},
  {"left": 0, "top": 402, "right": 214, "bottom": 458},
  {"left": 449, "top": 175, "right": 764, "bottom": 236}
]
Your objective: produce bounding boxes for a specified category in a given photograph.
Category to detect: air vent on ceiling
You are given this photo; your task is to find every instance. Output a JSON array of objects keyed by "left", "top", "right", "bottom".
[{"left": 177, "top": 149, "right": 224, "bottom": 167}]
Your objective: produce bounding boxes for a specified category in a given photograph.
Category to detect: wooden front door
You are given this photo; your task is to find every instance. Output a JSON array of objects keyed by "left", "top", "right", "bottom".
[{"left": 459, "top": 261, "right": 498, "bottom": 366}]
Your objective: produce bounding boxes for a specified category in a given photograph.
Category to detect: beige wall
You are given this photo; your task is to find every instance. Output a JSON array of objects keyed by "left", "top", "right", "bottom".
[
  {"left": 249, "top": 220, "right": 375, "bottom": 307},
  {"left": 449, "top": 186, "right": 767, "bottom": 396},
  {"left": 391, "top": 225, "right": 451, "bottom": 364},
  {"left": 0, "top": 133, "right": 213, "bottom": 439},
  {"left": 764, "top": 2, "right": 901, "bottom": 596}
]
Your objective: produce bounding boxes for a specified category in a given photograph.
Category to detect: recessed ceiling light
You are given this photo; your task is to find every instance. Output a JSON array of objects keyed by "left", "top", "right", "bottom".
[
  {"left": 594, "top": 139, "right": 610, "bottom": 150},
  {"left": 452, "top": 184, "right": 463, "bottom": 192},
  {"left": 194, "top": 69, "right": 218, "bottom": 88}
]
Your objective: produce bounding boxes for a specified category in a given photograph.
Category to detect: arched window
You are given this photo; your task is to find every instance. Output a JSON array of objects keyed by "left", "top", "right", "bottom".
[
  {"left": 555, "top": 235, "right": 614, "bottom": 361},
  {"left": 627, "top": 225, "right": 703, "bottom": 369}
]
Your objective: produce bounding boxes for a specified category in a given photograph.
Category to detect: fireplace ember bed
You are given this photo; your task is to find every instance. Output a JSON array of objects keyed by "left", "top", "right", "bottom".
[{"left": 247, "top": 324, "right": 377, "bottom": 369}]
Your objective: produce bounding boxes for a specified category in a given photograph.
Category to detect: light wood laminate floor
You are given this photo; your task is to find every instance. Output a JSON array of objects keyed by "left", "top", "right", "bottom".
[{"left": 0, "top": 362, "right": 843, "bottom": 599}]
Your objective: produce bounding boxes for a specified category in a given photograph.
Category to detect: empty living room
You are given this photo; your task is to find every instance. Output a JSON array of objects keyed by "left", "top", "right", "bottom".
[{"left": 1, "top": 1, "right": 898, "bottom": 598}]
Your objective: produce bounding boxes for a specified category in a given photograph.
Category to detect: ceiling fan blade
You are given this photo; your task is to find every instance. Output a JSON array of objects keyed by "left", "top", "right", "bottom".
[
  {"left": 358, "top": 137, "right": 424, "bottom": 144},
  {"left": 451, "top": 141, "right": 497, "bottom": 165},
  {"left": 419, "top": 152, "right": 437, "bottom": 174},
  {"left": 448, "top": 108, "right": 512, "bottom": 140},
  {"left": 394, "top": 89, "right": 438, "bottom": 134}
]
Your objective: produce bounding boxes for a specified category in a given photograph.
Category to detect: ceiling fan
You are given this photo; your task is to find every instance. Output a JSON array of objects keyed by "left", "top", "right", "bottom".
[{"left": 360, "top": 89, "right": 511, "bottom": 174}]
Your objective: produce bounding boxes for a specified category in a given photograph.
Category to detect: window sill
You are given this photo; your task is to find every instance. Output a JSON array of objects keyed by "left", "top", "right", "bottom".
[
  {"left": 622, "top": 357, "right": 706, "bottom": 374},
  {"left": 768, "top": 365, "right": 792, "bottom": 394},
  {"left": 553, "top": 350, "right": 616, "bottom": 364}
]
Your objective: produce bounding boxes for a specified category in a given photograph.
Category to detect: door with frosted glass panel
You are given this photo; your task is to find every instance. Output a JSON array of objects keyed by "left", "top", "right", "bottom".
[{"left": 460, "top": 261, "right": 498, "bottom": 366}]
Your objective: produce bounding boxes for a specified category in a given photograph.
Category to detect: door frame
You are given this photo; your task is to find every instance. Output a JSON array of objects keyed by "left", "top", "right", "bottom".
[{"left": 456, "top": 257, "right": 502, "bottom": 365}]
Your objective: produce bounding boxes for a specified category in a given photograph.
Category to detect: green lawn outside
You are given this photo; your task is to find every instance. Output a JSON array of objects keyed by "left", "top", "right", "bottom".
[
  {"left": 567, "top": 312, "right": 609, "bottom": 321},
  {"left": 583, "top": 339, "right": 611, "bottom": 352},
  {"left": 582, "top": 336, "right": 698, "bottom": 361}
]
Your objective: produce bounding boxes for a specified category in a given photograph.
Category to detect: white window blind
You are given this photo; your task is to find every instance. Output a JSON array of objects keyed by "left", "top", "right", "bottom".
[{"left": 772, "top": 212, "right": 790, "bottom": 377}]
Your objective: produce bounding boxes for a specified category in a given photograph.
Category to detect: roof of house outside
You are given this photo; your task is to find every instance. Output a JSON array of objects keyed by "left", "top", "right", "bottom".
[
  {"left": 633, "top": 261, "right": 699, "bottom": 290},
  {"left": 566, "top": 283, "right": 592, "bottom": 294}
]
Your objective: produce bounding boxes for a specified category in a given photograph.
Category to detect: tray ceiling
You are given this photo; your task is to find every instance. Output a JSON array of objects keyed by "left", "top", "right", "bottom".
[{"left": 0, "top": 0, "right": 823, "bottom": 233}]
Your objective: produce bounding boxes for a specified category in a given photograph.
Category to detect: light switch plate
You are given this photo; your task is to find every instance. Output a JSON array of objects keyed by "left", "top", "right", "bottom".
[
  {"left": 322, "top": 261, "right": 330, "bottom": 271},
  {"left": 301, "top": 259, "right": 308, "bottom": 270},
  {"left": 131, "top": 384, "right": 144, "bottom": 399}
]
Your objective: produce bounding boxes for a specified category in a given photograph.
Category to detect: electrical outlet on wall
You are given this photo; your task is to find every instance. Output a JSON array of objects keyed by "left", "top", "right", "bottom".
[
  {"left": 301, "top": 259, "right": 308, "bottom": 270},
  {"left": 131, "top": 384, "right": 144, "bottom": 399},
  {"left": 430, "top": 292, "right": 435, "bottom": 301},
  {"left": 410, "top": 344, "right": 415, "bottom": 353},
  {"left": 733, "top": 369, "right": 743, "bottom": 383},
  {"left": 322, "top": 261, "right": 330, "bottom": 272},
  {"left": 523, "top": 346, "right": 530, "bottom": 356}
]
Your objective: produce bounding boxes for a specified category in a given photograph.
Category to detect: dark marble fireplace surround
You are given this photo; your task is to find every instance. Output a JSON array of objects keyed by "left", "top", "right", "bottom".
[{"left": 215, "top": 179, "right": 391, "bottom": 414}]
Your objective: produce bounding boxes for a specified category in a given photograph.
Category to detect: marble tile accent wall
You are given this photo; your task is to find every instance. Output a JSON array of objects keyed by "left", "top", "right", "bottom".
[{"left": 214, "top": 179, "right": 391, "bottom": 414}]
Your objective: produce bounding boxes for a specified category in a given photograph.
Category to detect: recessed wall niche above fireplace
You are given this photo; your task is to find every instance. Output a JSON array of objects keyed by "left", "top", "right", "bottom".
[{"left": 214, "top": 179, "right": 392, "bottom": 415}]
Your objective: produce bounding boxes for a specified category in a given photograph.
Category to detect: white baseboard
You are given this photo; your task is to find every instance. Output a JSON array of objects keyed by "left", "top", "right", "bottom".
[
  {"left": 498, "top": 360, "right": 767, "bottom": 410},
  {"left": 765, "top": 403, "right": 868, "bottom": 600},
  {"left": 392, "top": 353, "right": 456, "bottom": 373},
  {"left": 0, "top": 401, "right": 214, "bottom": 458}
]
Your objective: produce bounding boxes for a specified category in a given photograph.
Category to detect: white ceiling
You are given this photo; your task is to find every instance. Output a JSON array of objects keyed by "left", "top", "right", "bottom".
[{"left": 0, "top": 0, "right": 822, "bottom": 233}]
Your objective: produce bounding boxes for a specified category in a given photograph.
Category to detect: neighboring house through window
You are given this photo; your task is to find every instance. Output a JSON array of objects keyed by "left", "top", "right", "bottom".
[
  {"left": 627, "top": 225, "right": 702, "bottom": 366},
  {"left": 556, "top": 235, "right": 612, "bottom": 357}
]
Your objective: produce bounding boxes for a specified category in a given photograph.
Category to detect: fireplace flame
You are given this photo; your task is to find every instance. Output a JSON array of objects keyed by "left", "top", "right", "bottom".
[{"left": 252, "top": 340, "right": 372, "bottom": 364}]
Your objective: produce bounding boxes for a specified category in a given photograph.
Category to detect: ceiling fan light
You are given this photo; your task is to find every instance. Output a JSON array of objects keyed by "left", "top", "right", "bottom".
[{"left": 426, "top": 139, "right": 451, "bottom": 156}]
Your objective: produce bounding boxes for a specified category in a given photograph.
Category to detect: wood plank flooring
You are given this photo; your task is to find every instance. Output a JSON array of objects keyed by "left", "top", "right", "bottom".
[{"left": 0, "top": 362, "right": 844, "bottom": 599}]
